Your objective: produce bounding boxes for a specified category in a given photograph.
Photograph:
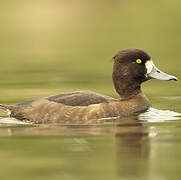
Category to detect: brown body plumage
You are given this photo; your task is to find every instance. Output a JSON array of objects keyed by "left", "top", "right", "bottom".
[{"left": 5, "top": 91, "right": 150, "bottom": 123}]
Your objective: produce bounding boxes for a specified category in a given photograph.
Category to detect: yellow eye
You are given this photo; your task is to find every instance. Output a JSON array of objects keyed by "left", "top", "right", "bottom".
[{"left": 136, "top": 59, "right": 142, "bottom": 64}]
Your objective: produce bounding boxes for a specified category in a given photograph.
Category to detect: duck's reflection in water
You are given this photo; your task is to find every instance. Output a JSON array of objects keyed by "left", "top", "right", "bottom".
[
  {"left": 114, "top": 118, "right": 149, "bottom": 179},
  {"left": 0, "top": 116, "right": 151, "bottom": 179}
]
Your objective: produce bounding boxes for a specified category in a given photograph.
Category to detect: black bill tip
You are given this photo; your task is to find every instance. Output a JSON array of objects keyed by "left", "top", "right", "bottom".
[{"left": 170, "top": 77, "right": 178, "bottom": 81}]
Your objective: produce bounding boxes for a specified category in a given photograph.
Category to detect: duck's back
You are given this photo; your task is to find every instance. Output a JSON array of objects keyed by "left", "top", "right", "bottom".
[
  {"left": 2, "top": 91, "right": 118, "bottom": 123},
  {"left": 15, "top": 91, "right": 117, "bottom": 108}
]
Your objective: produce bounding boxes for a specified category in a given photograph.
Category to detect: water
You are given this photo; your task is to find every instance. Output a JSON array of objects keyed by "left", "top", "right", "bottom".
[{"left": 0, "top": 1, "right": 181, "bottom": 180}]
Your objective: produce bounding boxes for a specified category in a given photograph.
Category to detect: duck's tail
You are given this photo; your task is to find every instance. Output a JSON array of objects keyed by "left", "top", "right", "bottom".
[
  {"left": 0, "top": 104, "right": 11, "bottom": 116},
  {"left": 0, "top": 104, "right": 8, "bottom": 109}
]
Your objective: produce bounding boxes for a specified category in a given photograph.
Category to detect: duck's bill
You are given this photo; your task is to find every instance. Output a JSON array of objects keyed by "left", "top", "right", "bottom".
[{"left": 146, "top": 60, "right": 178, "bottom": 81}]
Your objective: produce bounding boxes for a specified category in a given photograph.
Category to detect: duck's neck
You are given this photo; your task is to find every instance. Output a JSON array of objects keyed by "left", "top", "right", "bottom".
[{"left": 113, "top": 77, "right": 142, "bottom": 99}]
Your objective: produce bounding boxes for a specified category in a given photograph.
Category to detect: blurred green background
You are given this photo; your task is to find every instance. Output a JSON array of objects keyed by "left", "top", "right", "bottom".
[
  {"left": 0, "top": 1, "right": 181, "bottom": 180},
  {"left": 0, "top": 0, "right": 180, "bottom": 107}
]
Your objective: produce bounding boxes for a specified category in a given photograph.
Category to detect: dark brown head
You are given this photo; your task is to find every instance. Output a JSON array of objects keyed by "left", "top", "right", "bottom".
[{"left": 112, "top": 48, "right": 177, "bottom": 98}]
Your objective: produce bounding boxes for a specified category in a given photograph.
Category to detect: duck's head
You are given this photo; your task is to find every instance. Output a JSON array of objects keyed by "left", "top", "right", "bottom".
[{"left": 112, "top": 48, "right": 177, "bottom": 98}]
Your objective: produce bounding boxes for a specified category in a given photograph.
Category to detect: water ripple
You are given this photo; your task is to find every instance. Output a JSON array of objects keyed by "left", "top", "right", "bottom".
[{"left": 138, "top": 108, "right": 181, "bottom": 122}]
